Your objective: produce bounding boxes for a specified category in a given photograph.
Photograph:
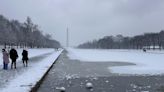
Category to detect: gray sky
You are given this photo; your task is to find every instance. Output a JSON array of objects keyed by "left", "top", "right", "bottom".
[{"left": 0, "top": 0, "right": 164, "bottom": 46}]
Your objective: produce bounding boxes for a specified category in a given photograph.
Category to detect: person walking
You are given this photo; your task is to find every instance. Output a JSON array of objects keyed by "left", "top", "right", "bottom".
[
  {"left": 22, "top": 49, "right": 28, "bottom": 67},
  {"left": 2, "top": 49, "right": 10, "bottom": 70},
  {"left": 9, "top": 48, "right": 18, "bottom": 69}
]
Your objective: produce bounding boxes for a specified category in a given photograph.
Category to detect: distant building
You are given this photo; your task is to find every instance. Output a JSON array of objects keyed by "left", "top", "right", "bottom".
[{"left": 142, "top": 46, "right": 162, "bottom": 50}]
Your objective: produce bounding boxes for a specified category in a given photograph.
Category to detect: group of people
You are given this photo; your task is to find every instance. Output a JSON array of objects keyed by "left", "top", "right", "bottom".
[{"left": 2, "top": 48, "right": 29, "bottom": 70}]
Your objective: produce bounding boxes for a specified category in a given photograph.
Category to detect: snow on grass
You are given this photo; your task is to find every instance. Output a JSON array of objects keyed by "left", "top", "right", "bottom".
[
  {"left": 67, "top": 48, "right": 164, "bottom": 75},
  {"left": 0, "top": 48, "right": 55, "bottom": 66},
  {"left": 1, "top": 49, "right": 63, "bottom": 92}
]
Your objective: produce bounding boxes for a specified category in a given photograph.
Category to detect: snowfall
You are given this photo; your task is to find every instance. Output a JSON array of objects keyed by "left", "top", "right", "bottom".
[
  {"left": 67, "top": 48, "right": 164, "bottom": 75},
  {"left": 0, "top": 48, "right": 62, "bottom": 92}
]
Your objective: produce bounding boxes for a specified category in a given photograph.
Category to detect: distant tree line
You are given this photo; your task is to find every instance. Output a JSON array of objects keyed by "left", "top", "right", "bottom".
[
  {"left": 78, "top": 31, "right": 164, "bottom": 50},
  {"left": 0, "top": 15, "right": 61, "bottom": 48}
]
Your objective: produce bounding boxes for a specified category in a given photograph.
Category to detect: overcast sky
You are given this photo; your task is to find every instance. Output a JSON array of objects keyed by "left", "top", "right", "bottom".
[{"left": 0, "top": 0, "right": 164, "bottom": 46}]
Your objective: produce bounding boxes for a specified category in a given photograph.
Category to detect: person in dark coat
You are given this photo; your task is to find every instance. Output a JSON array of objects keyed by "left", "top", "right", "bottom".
[
  {"left": 22, "top": 49, "right": 28, "bottom": 67},
  {"left": 9, "top": 48, "right": 18, "bottom": 69},
  {"left": 2, "top": 49, "right": 10, "bottom": 70},
  {"left": 143, "top": 48, "right": 146, "bottom": 52}
]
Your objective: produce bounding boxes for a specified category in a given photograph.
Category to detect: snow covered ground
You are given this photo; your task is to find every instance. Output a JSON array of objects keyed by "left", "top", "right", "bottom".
[
  {"left": 0, "top": 48, "right": 56, "bottom": 65},
  {"left": 67, "top": 48, "right": 164, "bottom": 75},
  {"left": 0, "top": 48, "right": 63, "bottom": 92}
]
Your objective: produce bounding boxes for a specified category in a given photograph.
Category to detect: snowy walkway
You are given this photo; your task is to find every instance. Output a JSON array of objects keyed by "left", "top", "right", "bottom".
[
  {"left": 0, "top": 52, "right": 51, "bottom": 88},
  {"left": 0, "top": 49, "right": 62, "bottom": 92}
]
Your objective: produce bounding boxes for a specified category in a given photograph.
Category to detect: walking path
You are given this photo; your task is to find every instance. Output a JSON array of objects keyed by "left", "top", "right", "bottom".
[
  {"left": 0, "top": 52, "right": 51, "bottom": 89},
  {"left": 0, "top": 49, "right": 62, "bottom": 92}
]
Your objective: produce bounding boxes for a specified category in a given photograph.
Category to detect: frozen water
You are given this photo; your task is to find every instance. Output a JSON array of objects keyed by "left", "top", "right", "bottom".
[{"left": 67, "top": 48, "right": 164, "bottom": 75}]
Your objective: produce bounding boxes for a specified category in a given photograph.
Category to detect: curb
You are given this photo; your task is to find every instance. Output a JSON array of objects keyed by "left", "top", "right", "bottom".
[{"left": 30, "top": 51, "right": 62, "bottom": 92}]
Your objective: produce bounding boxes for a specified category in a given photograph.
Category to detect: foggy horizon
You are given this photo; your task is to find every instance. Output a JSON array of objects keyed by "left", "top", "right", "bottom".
[{"left": 0, "top": 0, "right": 164, "bottom": 46}]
